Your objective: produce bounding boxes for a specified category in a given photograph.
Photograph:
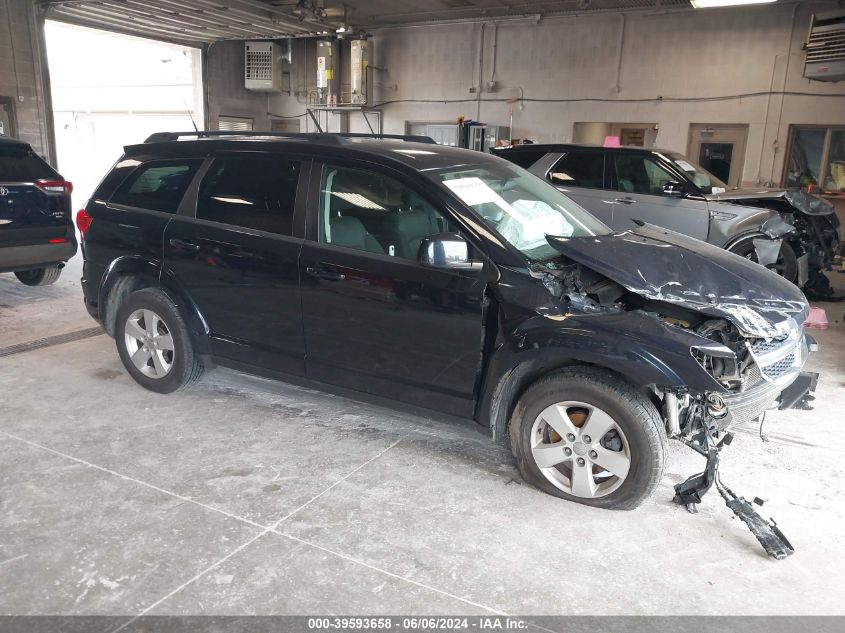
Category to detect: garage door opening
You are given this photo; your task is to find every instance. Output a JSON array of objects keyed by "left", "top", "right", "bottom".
[{"left": 44, "top": 21, "right": 204, "bottom": 208}]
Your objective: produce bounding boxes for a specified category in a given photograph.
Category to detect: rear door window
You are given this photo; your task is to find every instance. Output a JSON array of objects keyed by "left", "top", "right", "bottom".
[
  {"left": 0, "top": 144, "right": 60, "bottom": 181},
  {"left": 195, "top": 154, "right": 301, "bottom": 236},
  {"left": 111, "top": 159, "right": 203, "bottom": 213},
  {"left": 549, "top": 152, "right": 605, "bottom": 188}
]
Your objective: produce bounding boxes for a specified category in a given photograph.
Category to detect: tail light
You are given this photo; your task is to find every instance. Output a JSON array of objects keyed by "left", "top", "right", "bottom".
[
  {"left": 76, "top": 209, "right": 93, "bottom": 236},
  {"left": 35, "top": 180, "right": 73, "bottom": 195}
]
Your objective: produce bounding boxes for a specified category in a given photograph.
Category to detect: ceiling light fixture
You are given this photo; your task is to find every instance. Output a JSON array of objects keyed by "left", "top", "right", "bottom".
[{"left": 691, "top": 0, "right": 777, "bottom": 7}]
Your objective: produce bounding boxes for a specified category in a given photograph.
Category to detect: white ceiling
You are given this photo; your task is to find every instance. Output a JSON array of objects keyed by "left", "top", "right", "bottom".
[{"left": 40, "top": 0, "right": 695, "bottom": 46}]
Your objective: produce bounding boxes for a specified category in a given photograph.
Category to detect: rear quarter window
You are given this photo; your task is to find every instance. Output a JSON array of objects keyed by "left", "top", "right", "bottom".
[
  {"left": 110, "top": 159, "right": 203, "bottom": 213},
  {"left": 0, "top": 144, "right": 60, "bottom": 181}
]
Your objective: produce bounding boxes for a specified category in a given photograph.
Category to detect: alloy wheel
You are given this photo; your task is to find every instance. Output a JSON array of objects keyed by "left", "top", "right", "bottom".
[
  {"left": 124, "top": 309, "right": 175, "bottom": 379},
  {"left": 530, "top": 401, "right": 631, "bottom": 498}
]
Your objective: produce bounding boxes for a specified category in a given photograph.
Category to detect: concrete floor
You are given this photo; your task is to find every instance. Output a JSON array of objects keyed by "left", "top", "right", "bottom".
[{"left": 1, "top": 251, "right": 845, "bottom": 620}]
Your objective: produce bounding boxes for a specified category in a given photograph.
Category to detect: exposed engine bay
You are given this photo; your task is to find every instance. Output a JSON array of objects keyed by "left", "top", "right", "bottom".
[
  {"left": 529, "top": 251, "right": 818, "bottom": 559},
  {"left": 716, "top": 189, "right": 841, "bottom": 298}
]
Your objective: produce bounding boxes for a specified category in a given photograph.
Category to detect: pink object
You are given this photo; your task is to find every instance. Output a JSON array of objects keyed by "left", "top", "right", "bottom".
[
  {"left": 603, "top": 135, "right": 621, "bottom": 148},
  {"left": 803, "top": 307, "right": 829, "bottom": 329}
]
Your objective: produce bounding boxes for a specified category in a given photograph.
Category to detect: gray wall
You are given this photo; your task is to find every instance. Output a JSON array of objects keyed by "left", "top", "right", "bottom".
[
  {"left": 0, "top": 0, "right": 54, "bottom": 162},
  {"left": 206, "top": 1, "right": 845, "bottom": 187},
  {"left": 205, "top": 39, "right": 269, "bottom": 131}
]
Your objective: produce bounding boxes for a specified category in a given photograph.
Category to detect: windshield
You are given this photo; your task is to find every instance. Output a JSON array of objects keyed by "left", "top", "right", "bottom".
[
  {"left": 428, "top": 162, "right": 611, "bottom": 261},
  {"left": 666, "top": 152, "right": 729, "bottom": 194}
]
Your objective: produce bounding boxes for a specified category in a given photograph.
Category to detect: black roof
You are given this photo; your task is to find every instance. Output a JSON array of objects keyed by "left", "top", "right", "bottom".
[
  {"left": 124, "top": 132, "right": 506, "bottom": 172},
  {"left": 0, "top": 136, "right": 28, "bottom": 147}
]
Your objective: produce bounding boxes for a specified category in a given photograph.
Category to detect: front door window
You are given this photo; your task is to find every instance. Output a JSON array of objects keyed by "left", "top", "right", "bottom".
[
  {"left": 614, "top": 155, "right": 675, "bottom": 196},
  {"left": 318, "top": 164, "right": 455, "bottom": 260}
]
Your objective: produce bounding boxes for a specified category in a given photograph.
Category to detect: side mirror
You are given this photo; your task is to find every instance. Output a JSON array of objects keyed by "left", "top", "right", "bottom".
[
  {"left": 419, "top": 233, "right": 483, "bottom": 271},
  {"left": 663, "top": 181, "right": 687, "bottom": 197}
]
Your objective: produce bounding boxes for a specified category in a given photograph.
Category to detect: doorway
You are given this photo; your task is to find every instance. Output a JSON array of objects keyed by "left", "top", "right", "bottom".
[
  {"left": 0, "top": 96, "right": 17, "bottom": 138},
  {"left": 45, "top": 21, "right": 203, "bottom": 209},
  {"left": 573, "top": 122, "right": 658, "bottom": 148},
  {"left": 687, "top": 124, "right": 749, "bottom": 189}
]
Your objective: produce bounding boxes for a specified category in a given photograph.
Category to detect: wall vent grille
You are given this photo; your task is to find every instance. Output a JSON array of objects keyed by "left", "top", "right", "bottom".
[
  {"left": 245, "top": 41, "right": 283, "bottom": 92},
  {"left": 804, "top": 12, "right": 845, "bottom": 82}
]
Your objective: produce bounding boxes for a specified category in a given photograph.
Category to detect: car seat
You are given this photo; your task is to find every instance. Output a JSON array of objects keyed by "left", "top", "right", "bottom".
[{"left": 328, "top": 216, "right": 384, "bottom": 254}]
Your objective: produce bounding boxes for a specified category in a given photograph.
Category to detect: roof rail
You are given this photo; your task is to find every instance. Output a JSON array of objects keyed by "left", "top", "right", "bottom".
[{"left": 142, "top": 131, "right": 436, "bottom": 145}]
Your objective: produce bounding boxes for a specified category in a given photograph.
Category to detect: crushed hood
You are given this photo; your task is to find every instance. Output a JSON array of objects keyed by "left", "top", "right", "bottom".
[
  {"left": 547, "top": 224, "right": 808, "bottom": 338},
  {"left": 706, "top": 188, "right": 835, "bottom": 216}
]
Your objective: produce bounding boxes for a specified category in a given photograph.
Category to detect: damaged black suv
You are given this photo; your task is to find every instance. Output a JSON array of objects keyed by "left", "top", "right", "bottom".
[{"left": 79, "top": 132, "right": 817, "bottom": 557}]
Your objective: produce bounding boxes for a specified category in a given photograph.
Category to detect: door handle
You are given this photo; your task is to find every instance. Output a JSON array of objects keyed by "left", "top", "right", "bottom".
[
  {"left": 306, "top": 266, "right": 346, "bottom": 281},
  {"left": 613, "top": 197, "right": 637, "bottom": 204},
  {"left": 168, "top": 238, "right": 200, "bottom": 251}
]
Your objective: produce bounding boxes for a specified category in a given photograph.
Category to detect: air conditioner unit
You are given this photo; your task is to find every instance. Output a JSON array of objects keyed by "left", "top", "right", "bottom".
[
  {"left": 245, "top": 41, "right": 283, "bottom": 92},
  {"left": 803, "top": 11, "right": 845, "bottom": 82}
]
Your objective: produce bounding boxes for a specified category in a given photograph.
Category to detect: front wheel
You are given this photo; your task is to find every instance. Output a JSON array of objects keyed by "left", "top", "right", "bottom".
[
  {"left": 729, "top": 239, "right": 798, "bottom": 283},
  {"left": 509, "top": 367, "right": 666, "bottom": 510}
]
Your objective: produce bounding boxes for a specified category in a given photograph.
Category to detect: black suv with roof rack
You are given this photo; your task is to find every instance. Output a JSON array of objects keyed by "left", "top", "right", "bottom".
[
  {"left": 0, "top": 137, "right": 76, "bottom": 286},
  {"left": 78, "top": 131, "right": 817, "bottom": 556}
]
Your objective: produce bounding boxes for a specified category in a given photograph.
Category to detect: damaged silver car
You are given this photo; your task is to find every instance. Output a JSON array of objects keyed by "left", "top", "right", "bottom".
[{"left": 494, "top": 144, "right": 841, "bottom": 296}]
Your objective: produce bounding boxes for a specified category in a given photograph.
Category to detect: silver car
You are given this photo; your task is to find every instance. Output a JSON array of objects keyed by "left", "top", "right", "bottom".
[{"left": 494, "top": 144, "right": 840, "bottom": 295}]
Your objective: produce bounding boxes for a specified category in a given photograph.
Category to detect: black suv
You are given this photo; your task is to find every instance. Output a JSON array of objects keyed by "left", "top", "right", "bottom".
[
  {"left": 79, "top": 132, "right": 816, "bottom": 540},
  {"left": 0, "top": 137, "right": 76, "bottom": 285}
]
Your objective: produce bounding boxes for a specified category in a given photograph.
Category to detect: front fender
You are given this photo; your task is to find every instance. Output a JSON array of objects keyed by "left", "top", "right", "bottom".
[
  {"left": 477, "top": 310, "right": 723, "bottom": 439},
  {"left": 708, "top": 201, "right": 781, "bottom": 248}
]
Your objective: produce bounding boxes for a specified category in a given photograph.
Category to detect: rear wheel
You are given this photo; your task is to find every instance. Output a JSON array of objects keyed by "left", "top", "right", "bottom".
[
  {"left": 115, "top": 288, "right": 204, "bottom": 393},
  {"left": 509, "top": 367, "right": 666, "bottom": 510},
  {"left": 14, "top": 266, "right": 62, "bottom": 286}
]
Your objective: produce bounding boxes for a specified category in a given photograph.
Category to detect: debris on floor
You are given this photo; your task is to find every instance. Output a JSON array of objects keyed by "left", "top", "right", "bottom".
[{"left": 804, "top": 307, "right": 829, "bottom": 329}]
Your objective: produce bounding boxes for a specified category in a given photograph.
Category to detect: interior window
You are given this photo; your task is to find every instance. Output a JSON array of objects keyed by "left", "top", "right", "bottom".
[
  {"left": 111, "top": 159, "right": 202, "bottom": 213},
  {"left": 549, "top": 152, "right": 604, "bottom": 188},
  {"left": 614, "top": 155, "right": 676, "bottom": 195},
  {"left": 196, "top": 155, "right": 300, "bottom": 236},
  {"left": 318, "top": 164, "right": 454, "bottom": 260}
]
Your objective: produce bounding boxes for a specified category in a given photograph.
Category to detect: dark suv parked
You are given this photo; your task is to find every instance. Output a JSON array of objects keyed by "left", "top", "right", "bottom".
[
  {"left": 494, "top": 144, "right": 840, "bottom": 297},
  {"left": 0, "top": 137, "right": 76, "bottom": 285},
  {"left": 79, "top": 132, "right": 816, "bottom": 550}
]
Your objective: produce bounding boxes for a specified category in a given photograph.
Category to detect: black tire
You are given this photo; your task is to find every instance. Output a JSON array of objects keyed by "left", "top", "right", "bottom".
[
  {"left": 729, "top": 238, "right": 798, "bottom": 284},
  {"left": 509, "top": 367, "right": 666, "bottom": 510},
  {"left": 15, "top": 266, "right": 62, "bottom": 286},
  {"left": 115, "top": 288, "right": 204, "bottom": 394}
]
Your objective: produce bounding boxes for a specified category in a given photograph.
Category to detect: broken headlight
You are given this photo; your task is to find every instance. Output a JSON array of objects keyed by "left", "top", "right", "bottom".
[{"left": 691, "top": 343, "right": 740, "bottom": 388}]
